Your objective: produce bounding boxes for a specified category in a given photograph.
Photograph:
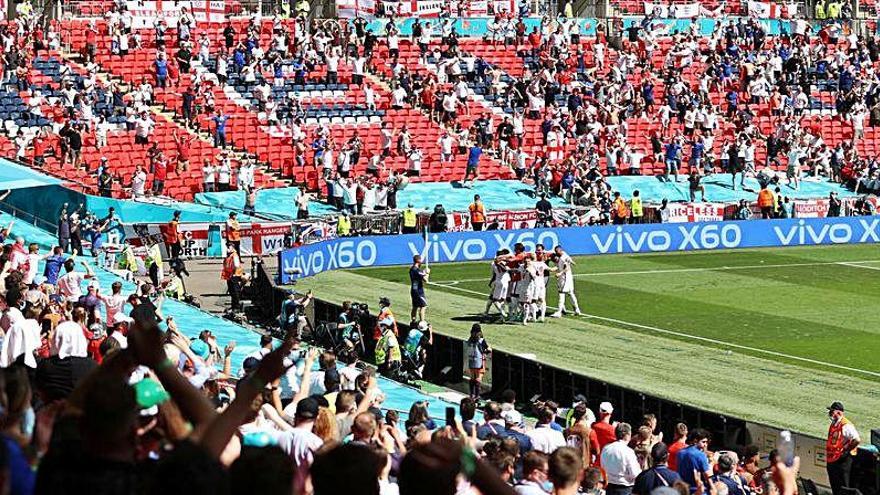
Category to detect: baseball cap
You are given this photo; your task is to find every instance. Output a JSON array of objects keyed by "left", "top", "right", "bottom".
[
  {"left": 417, "top": 320, "right": 429, "bottom": 331},
  {"left": 190, "top": 339, "right": 211, "bottom": 359},
  {"left": 113, "top": 313, "right": 133, "bottom": 325},
  {"left": 599, "top": 401, "right": 614, "bottom": 414},
  {"left": 827, "top": 401, "right": 845, "bottom": 412},
  {"left": 295, "top": 397, "right": 320, "bottom": 419},
  {"left": 32, "top": 275, "right": 46, "bottom": 286},
  {"left": 573, "top": 393, "right": 588, "bottom": 405}
]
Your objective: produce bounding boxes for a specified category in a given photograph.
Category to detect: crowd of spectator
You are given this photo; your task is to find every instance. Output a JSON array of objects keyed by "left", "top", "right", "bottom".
[{"left": 0, "top": 222, "right": 804, "bottom": 495}]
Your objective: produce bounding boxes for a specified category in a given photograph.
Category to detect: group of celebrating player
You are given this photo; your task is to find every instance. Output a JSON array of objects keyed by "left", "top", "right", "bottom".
[{"left": 483, "top": 243, "right": 582, "bottom": 325}]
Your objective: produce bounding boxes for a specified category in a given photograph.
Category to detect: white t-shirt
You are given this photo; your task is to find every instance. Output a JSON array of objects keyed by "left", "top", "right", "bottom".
[
  {"left": 23, "top": 253, "right": 40, "bottom": 284},
  {"left": 103, "top": 294, "right": 126, "bottom": 324},
  {"left": 132, "top": 171, "right": 146, "bottom": 196},
  {"left": 277, "top": 426, "right": 323, "bottom": 492},
  {"left": 526, "top": 424, "right": 567, "bottom": 454},
  {"left": 57, "top": 271, "right": 86, "bottom": 302}
]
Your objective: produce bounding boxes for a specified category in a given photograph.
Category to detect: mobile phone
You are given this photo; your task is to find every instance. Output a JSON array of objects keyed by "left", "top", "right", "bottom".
[{"left": 445, "top": 406, "right": 456, "bottom": 426}]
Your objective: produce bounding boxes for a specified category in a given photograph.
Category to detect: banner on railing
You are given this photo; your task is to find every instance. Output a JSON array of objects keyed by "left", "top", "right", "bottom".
[
  {"left": 663, "top": 203, "right": 726, "bottom": 223},
  {"left": 746, "top": 1, "right": 797, "bottom": 18},
  {"left": 337, "top": 0, "right": 377, "bottom": 18},
  {"left": 450, "top": 210, "right": 539, "bottom": 231},
  {"left": 341, "top": 0, "right": 517, "bottom": 18},
  {"left": 125, "top": 223, "right": 213, "bottom": 258},
  {"left": 643, "top": 2, "right": 701, "bottom": 17},
  {"left": 125, "top": 0, "right": 225, "bottom": 28},
  {"left": 792, "top": 199, "right": 831, "bottom": 218},
  {"left": 278, "top": 216, "right": 880, "bottom": 282},
  {"left": 234, "top": 223, "right": 294, "bottom": 256}
]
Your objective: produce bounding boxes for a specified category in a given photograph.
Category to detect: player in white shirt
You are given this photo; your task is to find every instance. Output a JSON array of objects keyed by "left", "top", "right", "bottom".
[
  {"left": 522, "top": 254, "right": 548, "bottom": 325},
  {"left": 550, "top": 246, "right": 581, "bottom": 317},
  {"left": 483, "top": 250, "right": 511, "bottom": 320}
]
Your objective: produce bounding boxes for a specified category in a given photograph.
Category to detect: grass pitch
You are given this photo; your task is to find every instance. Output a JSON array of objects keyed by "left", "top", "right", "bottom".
[{"left": 291, "top": 244, "right": 880, "bottom": 437}]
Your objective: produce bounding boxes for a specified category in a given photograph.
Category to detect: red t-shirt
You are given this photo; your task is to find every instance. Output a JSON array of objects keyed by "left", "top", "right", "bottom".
[
  {"left": 593, "top": 420, "right": 617, "bottom": 455},
  {"left": 667, "top": 439, "right": 687, "bottom": 472},
  {"left": 177, "top": 136, "right": 192, "bottom": 160},
  {"left": 154, "top": 159, "right": 167, "bottom": 180}
]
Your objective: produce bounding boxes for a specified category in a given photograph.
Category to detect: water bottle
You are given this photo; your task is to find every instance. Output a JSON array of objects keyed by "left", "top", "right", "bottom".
[{"left": 778, "top": 430, "right": 795, "bottom": 467}]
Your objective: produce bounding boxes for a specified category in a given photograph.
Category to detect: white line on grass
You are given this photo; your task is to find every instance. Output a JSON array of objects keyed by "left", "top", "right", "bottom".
[
  {"left": 434, "top": 259, "right": 880, "bottom": 284},
  {"left": 425, "top": 281, "right": 880, "bottom": 379},
  {"left": 837, "top": 262, "right": 880, "bottom": 271}
]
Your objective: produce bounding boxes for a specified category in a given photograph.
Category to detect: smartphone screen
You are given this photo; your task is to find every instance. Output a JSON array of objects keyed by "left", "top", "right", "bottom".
[{"left": 445, "top": 406, "right": 456, "bottom": 426}]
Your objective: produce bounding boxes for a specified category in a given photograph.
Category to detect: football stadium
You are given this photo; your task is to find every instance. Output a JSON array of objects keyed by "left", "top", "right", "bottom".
[{"left": 0, "top": 0, "right": 879, "bottom": 494}]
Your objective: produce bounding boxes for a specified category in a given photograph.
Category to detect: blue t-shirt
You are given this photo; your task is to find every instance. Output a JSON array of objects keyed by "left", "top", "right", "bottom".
[
  {"left": 155, "top": 59, "right": 168, "bottom": 77},
  {"left": 44, "top": 255, "right": 67, "bottom": 285},
  {"left": 3, "top": 435, "right": 35, "bottom": 495},
  {"left": 665, "top": 143, "right": 681, "bottom": 161},
  {"left": 213, "top": 115, "right": 228, "bottom": 134},
  {"left": 467, "top": 146, "right": 482, "bottom": 167},
  {"left": 677, "top": 445, "right": 710, "bottom": 492}
]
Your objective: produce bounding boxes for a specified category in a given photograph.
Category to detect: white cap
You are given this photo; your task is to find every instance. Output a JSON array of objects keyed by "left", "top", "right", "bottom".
[
  {"left": 417, "top": 320, "right": 428, "bottom": 331},
  {"left": 113, "top": 313, "right": 134, "bottom": 325},
  {"left": 500, "top": 408, "right": 523, "bottom": 427},
  {"left": 599, "top": 401, "right": 614, "bottom": 414}
]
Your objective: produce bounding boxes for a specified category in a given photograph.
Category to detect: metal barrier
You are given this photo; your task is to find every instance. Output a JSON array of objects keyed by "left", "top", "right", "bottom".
[{"left": 0, "top": 199, "right": 58, "bottom": 233}]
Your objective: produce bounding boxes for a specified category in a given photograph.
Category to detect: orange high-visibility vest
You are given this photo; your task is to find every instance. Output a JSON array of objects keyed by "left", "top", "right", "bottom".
[
  {"left": 469, "top": 202, "right": 485, "bottom": 223},
  {"left": 221, "top": 253, "right": 242, "bottom": 280},
  {"left": 758, "top": 189, "right": 775, "bottom": 208},
  {"left": 226, "top": 219, "right": 241, "bottom": 241}
]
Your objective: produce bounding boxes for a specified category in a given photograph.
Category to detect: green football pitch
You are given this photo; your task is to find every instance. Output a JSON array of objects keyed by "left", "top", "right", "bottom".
[{"left": 290, "top": 243, "right": 880, "bottom": 437}]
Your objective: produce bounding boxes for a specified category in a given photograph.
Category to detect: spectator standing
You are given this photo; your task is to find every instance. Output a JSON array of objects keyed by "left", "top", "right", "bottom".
[
  {"left": 593, "top": 402, "right": 617, "bottom": 456},
  {"left": 676, "top": 429, "right": 713, "bottom": 493},
  {"left": 516, "top": 451, "right": 551, "bottom": 495},
  {"left": 667, "top": 423, "right": 688, "bottom": 472},
  {"left": 711, "top": 453, "right": 751, "bottom": 495},
  {"left": 826, "top": 402, "right": 860, "bottom": 495},
  {"left": 549, "top": 448, "right": 585, "bottom": 495},
  {"left": 277, "top": 397, "right": 324, "bottom": 495},
  {"left": 203, "top": 159, "right": 216, "bottom": 192},
  {"left": 633, "top": 443, "right": 682, "bottom": 495},
  {"left": 527, "top": 406, "right": 566, "bottom": 454},
  {"left": 213, "top": 111, "right": 229, "bottom": 148},
  {"left": 688, "top": 171, "right": 706, "bottom": 202},
  {"left": 601, "top": 423, "right": 641, "bottom": 495},
  {"left": 564, "top": 402, "right": 599, "bottom": 467}
]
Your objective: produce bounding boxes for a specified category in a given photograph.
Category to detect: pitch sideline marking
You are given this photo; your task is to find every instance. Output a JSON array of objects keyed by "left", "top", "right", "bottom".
[
  {"left": 425, "top": 281, "right": 880, "bottom": 379},
  {"left": 433, "top": 259, "right": 880, "bottom": 284},
  {"left": 837, "top": 262, "right": 880, "bottom": 271}
]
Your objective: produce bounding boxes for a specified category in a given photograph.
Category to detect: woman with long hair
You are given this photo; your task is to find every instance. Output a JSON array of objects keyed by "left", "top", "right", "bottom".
[{"left": 465, "top": 324, "right": 491, "bottom": 399}]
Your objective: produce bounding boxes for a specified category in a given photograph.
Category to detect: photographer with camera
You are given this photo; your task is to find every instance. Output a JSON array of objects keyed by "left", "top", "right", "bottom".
[
  {"left": 375, "top": 318, "right": 402, "bottom": 377},
  {"left": 403, "top": 320, "right": 433, "bottom": 379},
  {"left": 335, "top": 300, "right": 366, "bottom": 357},
  {"left": 280, "top": 290, "right": 313, "bottom": 337}
]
